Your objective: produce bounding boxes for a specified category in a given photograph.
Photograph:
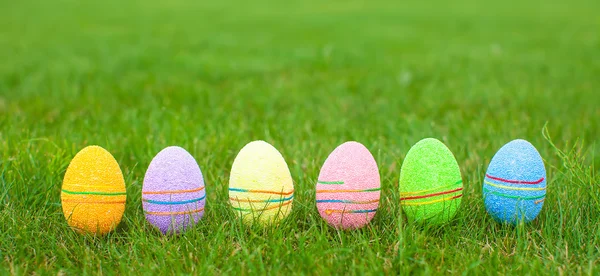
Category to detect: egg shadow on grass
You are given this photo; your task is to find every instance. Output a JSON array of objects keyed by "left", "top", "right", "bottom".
[
  {"left": 310, "top": 210, "right": 384, "bottom": 245},
  {"left": 59, "top": 209, "right": 125, "bottom": 241},
  {"left": 137, "top": 212, "right": 210, "bottom": 237},
  {"left": 227, "top": 202, "right": 299, "bottom": 238},
  {"left": 398, "top": 207, "right": 465, "bottom": 239}
]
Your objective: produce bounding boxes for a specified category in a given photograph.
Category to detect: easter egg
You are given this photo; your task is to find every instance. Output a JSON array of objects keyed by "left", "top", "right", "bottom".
[
  {"left": 142, "top": 146, "right": 206, "bottom": 234},
  {"left": 316, "top": 141, "right": 381, "bottom": 229},
  {"left": 229, "top": 140, "right": 294, "bottom": 225},
  {"left": 399, "top": 138, "right": 463, "bottom": 224},
  {"left": 483, "top": 139, "right": 546, "bottom": 224},
  {"left": 61, "top": 146, "right": 126, "bottom": 235}
]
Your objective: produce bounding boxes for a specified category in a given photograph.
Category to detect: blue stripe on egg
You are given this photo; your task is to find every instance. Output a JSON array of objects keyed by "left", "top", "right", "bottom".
[{"left": 144, "top": 194, "right": 206, "bottom": 205}]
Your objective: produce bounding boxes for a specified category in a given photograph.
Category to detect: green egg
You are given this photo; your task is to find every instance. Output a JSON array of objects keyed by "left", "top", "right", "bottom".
[{"left": 399, "top": 138, "right": 463, "bottom": 224}]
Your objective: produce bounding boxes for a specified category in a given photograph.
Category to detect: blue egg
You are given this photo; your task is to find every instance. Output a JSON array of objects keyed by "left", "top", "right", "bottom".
[{"left": 483, "top": 139, "right": 546, "bottom": 224}]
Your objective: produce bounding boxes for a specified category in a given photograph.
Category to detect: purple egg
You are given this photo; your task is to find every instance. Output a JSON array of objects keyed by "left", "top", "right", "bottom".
[{"left": 142, "top": 146, "right": 206, "bottom": 234}]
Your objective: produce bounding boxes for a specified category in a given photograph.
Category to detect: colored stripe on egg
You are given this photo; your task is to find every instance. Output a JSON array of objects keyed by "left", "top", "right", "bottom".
[
  {"left": 315, "top": 180, "right": 379, "bottom": 215},
  {"left": 143, "top": 194, "right": 206, "bottom": 205},
  {"left": 483, "top": 187, "right": 545, "bottom": 200},
  {"left": 484, "top": 180, "right": 546, "bottom": 191},
  {"left": 324, "top": 208, "right": 378, "bottom": 215},
  {"left": 61, "top": 199, "right": 127, "bottom": 204},
  {"left": 61, "top": 189, "right": 126, "bottom": 196},
  {"left": 231, "top": 199, "right": 293, "bottom": 212},
  {"left": 401, "top": 194, "right": 463, "bottom": 206},
  {"left": 143, "top": 186, "right": 205, "bottom": 195},
  {"left": 316, "top": 187, "right": 381, "bottom": 193},
  {"left": 316, "top": 198, "right": 380, "bottom": 204},
  {"left": 485, "top": 174, "right": 544, "bottom": 185},
  {"left": 534, "top": 198, "right": 545, "bottom": 204},
  {"left": 400, "top": 187, "right": 463, "bottom": 200},
  {"left": 145, "top": 207, "right": 205, "bottom": 216},
  {"left": 400, "top": 179, "right": 463, "bottom": 196},
  {"left": 229, "top": 187, "right": 294, "bottom": 196},
  {"left": 317, "top": 180, "right": 344, "bottom": 185},
  {"left": 230, "top": 194, "right": 294, "bottom": 203}
]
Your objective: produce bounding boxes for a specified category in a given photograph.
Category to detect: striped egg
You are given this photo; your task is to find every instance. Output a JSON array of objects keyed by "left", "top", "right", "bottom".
[
  {"left": 61, "top": 146, "right": 126, "bottom": 235},
  {"left": 229, "top": 140, "right": 294, "bottom": 225},
  {"left": 483, "top": 139, "right": 546, "bottom": 224},
  {"left": 142, "top": 146, "right": 206, "bottom": 234},
  {"left": 316, "top": 141, "right": 381, "bottom": 229},
  {"left": 399, "top": 138, "right": 463, "bottom": 225}
]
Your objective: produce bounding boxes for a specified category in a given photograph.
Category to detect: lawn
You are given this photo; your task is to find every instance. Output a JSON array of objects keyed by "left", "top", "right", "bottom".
[{"left": 1, "top": 0, "right": 599, "bottom": 274}]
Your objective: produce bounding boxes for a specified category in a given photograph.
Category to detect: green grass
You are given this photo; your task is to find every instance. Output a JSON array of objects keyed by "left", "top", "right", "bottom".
[{"left": 1, "top": 0, "right": 599, "bottom": 274}]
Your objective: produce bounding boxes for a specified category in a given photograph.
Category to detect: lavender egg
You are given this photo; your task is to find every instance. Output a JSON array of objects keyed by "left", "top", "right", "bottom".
[{"left": 142, "top": 146, "right": 206, "bottom": 234}]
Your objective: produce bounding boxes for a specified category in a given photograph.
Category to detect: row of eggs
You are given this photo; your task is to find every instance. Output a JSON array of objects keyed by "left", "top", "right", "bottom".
[{"left": 61, "top": 138, "right": 546, "bottom": 235}]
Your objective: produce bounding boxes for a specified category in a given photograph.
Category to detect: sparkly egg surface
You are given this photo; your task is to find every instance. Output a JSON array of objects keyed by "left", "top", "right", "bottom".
[
  {"left": 399, "top": 138, "right": 463, "bottom": 225},
  {"left": 229, "top": 141, "right": 294, "bottom": 225},
  {"left": 316, "top": 141, "right": 380, "bottom": 229},
  {"left": 142, "top": 146, "right": 206, "bottom": 234},
  {"left": 61, "top": 146, "right": 126, "bottom": 235},
  {"left": 483, "top": 139, "right": 546, "bottom": 224}
]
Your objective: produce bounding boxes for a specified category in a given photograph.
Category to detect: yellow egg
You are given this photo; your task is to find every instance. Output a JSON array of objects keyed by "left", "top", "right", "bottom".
[
  {"left": 61, "top": 146, "right": 126, "bottom": 235},
  {"left": 229, "top": 141, "right": 294, "bottom": 225}
]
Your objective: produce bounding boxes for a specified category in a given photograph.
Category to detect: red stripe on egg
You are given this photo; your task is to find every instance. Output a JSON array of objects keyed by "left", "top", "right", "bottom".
[{"left": 485, "top": 174, "right": 544, "bottom": 185}]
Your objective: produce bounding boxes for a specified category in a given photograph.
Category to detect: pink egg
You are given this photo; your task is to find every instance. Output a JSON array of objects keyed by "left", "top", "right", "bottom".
[{"left": 316, "top": 141, "right": 381, "bottom": 229}]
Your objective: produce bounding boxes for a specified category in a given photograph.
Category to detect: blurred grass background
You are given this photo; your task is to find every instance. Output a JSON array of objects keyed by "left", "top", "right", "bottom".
[{"left": 0, "top": 0, "right": 599, "bottom": 274}]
